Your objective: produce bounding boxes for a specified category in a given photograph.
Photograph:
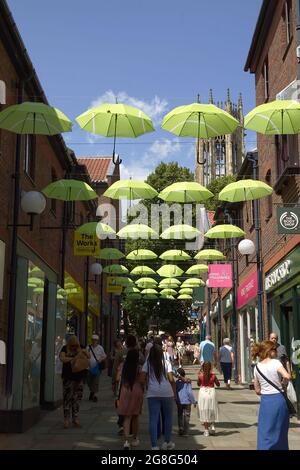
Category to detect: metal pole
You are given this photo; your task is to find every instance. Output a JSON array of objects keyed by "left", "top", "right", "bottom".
[
  {"left": 231, "top": 240, "right": 239, "bottom": 383},
  {"left": 207, "top": 287, "right": 211, "bottom": 335},
  {"left": 217, "top": 288, "right": 222, "bottom": 349},
  {"left": 84, "top": 256, "right": 89, "bottom": 346}
]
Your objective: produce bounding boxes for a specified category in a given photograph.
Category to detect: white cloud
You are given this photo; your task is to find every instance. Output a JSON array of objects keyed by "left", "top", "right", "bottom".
[{"left": 90, "top": 90, "right": 168, "bottom": 125}]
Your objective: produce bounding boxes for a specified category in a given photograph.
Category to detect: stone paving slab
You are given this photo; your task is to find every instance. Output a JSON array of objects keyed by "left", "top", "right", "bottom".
[{"left": 0, "top": 365, "right": 299, "bottom": 450}]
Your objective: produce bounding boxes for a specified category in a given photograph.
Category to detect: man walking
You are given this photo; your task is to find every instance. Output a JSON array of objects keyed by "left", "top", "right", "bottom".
[
  {"left": 87, "top": 334, "right": 107, "bottom": 402},
  {"left": 199, "top": 335, "right": 217, "bottom": 367},
  {"left": 269, "top": 332, "right": 291, "bottom": 374}
]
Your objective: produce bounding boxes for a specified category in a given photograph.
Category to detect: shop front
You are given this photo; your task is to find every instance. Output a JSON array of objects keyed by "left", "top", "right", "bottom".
[
  {"left": 266, "top": 245, "right": 300, "bottom": 416},
  {"left": 222, "top": 291, "right": 233, "bottom": 340},
  {"left": 237, "top": 271, "right": 258, "bottom": 384}
]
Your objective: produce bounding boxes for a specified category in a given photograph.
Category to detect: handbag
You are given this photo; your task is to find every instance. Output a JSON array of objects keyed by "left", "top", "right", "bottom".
[
  {"left": 287, "top": 381, "right": 297, "bottom": 404},
  {"left": 89, "top": 345, "right": 102, "bottom": 377},
  {"left": 255, "top": 365, "right": 297, "bottom": 417},
  {"left": 71, "top": 351, "right": 89, "bottom": 373}
]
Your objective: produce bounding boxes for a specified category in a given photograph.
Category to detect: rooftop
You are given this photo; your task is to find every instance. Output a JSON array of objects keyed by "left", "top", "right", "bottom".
[{"left": 76, "top": 157, "right": 114, "bottom": 183}]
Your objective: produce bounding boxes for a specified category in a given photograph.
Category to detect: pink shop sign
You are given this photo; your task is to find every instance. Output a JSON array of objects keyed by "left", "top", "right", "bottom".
[
  {"left": 237, "top": 272, "right": 258, "bottom": 309},
  {"left": 208, "top": 264, "right": 232, "bottom": 288}
]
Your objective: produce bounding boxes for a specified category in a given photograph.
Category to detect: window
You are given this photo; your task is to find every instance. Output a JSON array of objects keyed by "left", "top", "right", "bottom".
[
  {"left": 214, "top": 138, "right": 226, "bottom": 178},
  {"left": 23, "top": 134, "right": 36, "bottom": 180},
  {"left": 275, "top": 134, "right": 299, "bottom": 178},
  {"left": 263, "top": 58, "right": 269, "bottom": 100},
  {"left": 265, "top": 170, "right": 273, "bottom": 220},
  {"left": 284, "top": 0, "right": 292, "bottom": 45}
]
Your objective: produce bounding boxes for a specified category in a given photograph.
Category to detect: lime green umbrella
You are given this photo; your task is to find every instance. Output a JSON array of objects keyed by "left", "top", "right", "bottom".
[
  {"left": 159, "top": 249, "right": 191, "bottom": 261},
  {"left": 219, "top": 179, "right": 273, "bottom": 202},
  {"left": 160, "top": 288, "right": 178, "bottom": 295},
  {"left": 159, "top": 278, "right": 181, "bottom": 287},
  {"left": 117, "top": 224, "right": 158, "bottom": 239},
  {"left": 76, "top": 222, "right": 116, "bottom": 237},
  {"left": 124, "top": 286, "right": 140, "bottom": 294},
  {"left": 161, "top": 224, "right": 200, "bottom": 240},
  {"left": 157, "top": 265, "right": 183, "bottom": 278},
  {"left": 130, "top": 266, "right": 156, "bottom": 276},
  {"left": 99, "top": 248, "right": 124, "bottom": 260},
  {"left": 103, "top": 264, "right": 129, "bottom": 274},
  {"left": 0, "top": 102, "right": 72, "bottom": 135},
  {"left": 113, "top": 277, "right": 134, "bottom": 286},
  {"left": 178, "top": 294, "right": 193, "bottom": 300},
  {"left": 179, "top": 288, "right": 194, "bottom": 295},
  {"left": 160, "top": 294, "right": 175, "bottom": 300},
  {"left": 28, "top": 277, "right": 44, "bottom": 286},
  {"left": 126, "top": 249, "right": 157, "bottom": 261},
  {"left": 158, "top": 182, "right": 213, "bottom": 203},
  {"left": 205, "top": 224, "right": 245, "bottom": 239},
  {"left": 136, "top": 278, "right": 158, "bottom": 288},
  {"left": 126, "top": 293, "right": 142, "bottom": 300},
  {"left": 244, "top": 100, "right": 300, "bottom": 135},
  {"left": 103, "top": 179, "right": 157, "bottom": 200},
  {"left": 43, "top": 179, "right": 97, "bottom": 201},
  {"left": 181, "top": 278, "right": 204, "bottom": 287},
  {"left": 185, "top": 264, "right": 208, "bottom": 275},
  {"left": 33, "top": 287, "right": 44, "bottom": 293},
  {"left": 194, "top": 249, "right": 226, "bottom": 261},
  {"left": 161, "top": 103, "right": 239, "bottom": 139},
  {"left": 159, "top": 282, "right": 180, "bottom": 290},
  {"left": 141, "top": 288, "right": 158, "bottom": 295},
  {"left": 144, "top": 294, "right": 158, "bottom": 300}
]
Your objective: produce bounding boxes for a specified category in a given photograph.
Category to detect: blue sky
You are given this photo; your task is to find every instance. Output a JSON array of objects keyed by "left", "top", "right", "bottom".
[{"left": 8, "top": 0, "right": 262, "bottom": 180}]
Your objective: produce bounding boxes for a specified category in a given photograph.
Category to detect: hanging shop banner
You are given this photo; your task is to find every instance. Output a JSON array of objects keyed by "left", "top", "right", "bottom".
[
  {"left": 277, "top": 207, "right": 300, "bottom": 234},
  {"left": 237, "top": 272, "right": 258, "bottom": 309},
  {"left": 106, "top": 276, "right": 123, "bottom": 294},
  {"left": 208, "top": 264, "right": 232, "bottom": 288},
  {"left": 74, "top": 233, "right": 100, "bottom": 256}
]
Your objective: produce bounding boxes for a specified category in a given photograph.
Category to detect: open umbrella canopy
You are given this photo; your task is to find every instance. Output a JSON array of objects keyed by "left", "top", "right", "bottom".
[
  {"left": 181, "top": 278, "right": 204, "bottom": 287},
  {"left": 194, "top": 249, "right": 226, "bottom": 261},
  {"left": 28, "top": 277, "right": 44, "bottom": 286},
  {"left": 161, "top": 103, "right": 239, "bottom": 138},
  {"left": 179, "top": 288, "right": 194, "bottom": 295},
  {"left": 136, "top": 277, "right": 158, "bottom": 288},
  {"left": 76, "top": 222, "right": 116, "bottom": 238},
  {"left": 205, "top": 224, "right": 245, "bottom": 239},
  {"left": 159, "top": 278, "right": 181, "bottom": 286},
  {"left": 160, "top": 294, "right": 175, "bottom": 300},
  {"left": 126, "top": 293, "right": 142, "bottom": 300},
  {"left": 117, "top": 224, "right": 158, "bottom": 239},
  {"left": 185, "top": 264, "right": 208, "bottom": 275},
  {"left": 43, "top": 179, "right": 97, "bottom": 201},
  {"left": 159, "top": 282, "right": 180, "bottom": 290},
  {"left": 244, "top": 100, "right": 300, "bottom": 135},
  {"left": 159, "top": 249, "right": 191, "bottom": 261},
  {"left": 178, "top": 294, "right": 193, "bottom": 300},
  {"left": 161, "top": 224, "right": 200, "bottom": 240},
  {"left": 99, "top": 248, "right": 124, "bottom": 260},
  {"left": 76, "top": 103, "right": 154, "bottom": 138},
  {"left": 126, "top": 249, "right": 157, "bottom": 261},
  {"left": 158, "top": 181, "right": 213, "bottom": 203},
  {"left": 112, "top": 277, "right": 134, "bottom": 287},
  {"left": 219, "top": 179, "right": 273, "bottom": 202},
  {"left": 103, "top": 179, "right": 157, "bottom": 200},
  {"left": 144, "top": 294, "right": 158, "bottom": 300},
  {"left": 157, "top": 265, "right": 184, "bottom": 278},
  {"left": 141, "top": 288, "right": 158, "bottom": 295},
  {"left": 160, "top": 288, "right": 178, "bottom": 295},
  {"left": 0, "top": 102, "right": 72, "bottom": 135},
  {"left": 130, "top": 266, "right": 156, "bottom": 276},
  {"left": 103, "top": 264, "right": 129, "bottom": 274},
  {"left": 124, "top": 286, "right": 140, "bottom": 294}
]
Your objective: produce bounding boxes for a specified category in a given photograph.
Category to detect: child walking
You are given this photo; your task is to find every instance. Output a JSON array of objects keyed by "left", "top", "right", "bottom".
[
  {"left": 176, "top": 368, "right": 197, "bottom": 436},
  {"left": 197, "top": 362, "right": 220, "bottom": 436}
]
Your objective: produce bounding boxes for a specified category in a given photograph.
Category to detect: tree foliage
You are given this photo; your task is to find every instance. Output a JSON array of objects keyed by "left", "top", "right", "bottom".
[{"left": 204, "top": 175, "right": 237, "bottom": 212}]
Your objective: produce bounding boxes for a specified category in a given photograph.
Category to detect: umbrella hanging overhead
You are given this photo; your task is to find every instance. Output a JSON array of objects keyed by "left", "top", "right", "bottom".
[
  {"left": 161, "top": 103, "right": 239, "bottom": 139},
  {"left": 130, "top": 266, "right": 156, "bottom": 276},
  {"left": 141, "top": 288, "right": 158, "bottom": 295},
  {"left": 99, "top": 248, "right": 124, "bottom": 260},
  {"left": 219, "top": 179, "right": 273, "bottom": 202},
  {"left": 181, "top": 278, "right": 204, "bottom": 287},
  {"left": 0, "top": 102, "right": 72, "bottom": 135},
  {"left": 159, "top": 249, "right": 191, "bottom": 261},
  {"left": 205, "top": 224, "right": 245, "bottom": 239},
  {"left": 159, "top": 278, "right": 181, "bottom": 286},
  {"left": 178, "top": 294, "right": 193, "bottom": 300},
  {"left": 136, "top": 277, "right": 158, "bottom": 288},
  {"left": 43, "top": 179, "right": 97, "bottom": 201},
  {"left": 194, "top": 249, "right": 226, "bottom": 261},
  {"left": 159, "top": 282, "right": 180, "bottom": 290},
  {"left": 103, "top": 179, "right": 157, "bottom": 200},
  {"left": 126, "top": 293, "right": 142, "bottom": 300},
  {"left": 103, "top": 264, "right": 129, "bottom": 274},
  {"left": 160, "top": 294, "right": 175, "bottom": 300},
  {"left": 124, "top": 287, "right": 140, "bottom": 294},
  {"left": 76, "top": 222, "right": 116, "bottom": 238},
  {"left": 179, "top": 288, "right": 194, "bottom": 295},
  {"left": 157, "top": 265, "right": 184, "bottom": 278},
  {"left": 144, "top": 294, "right": 158, "bottom": 300},
  {"left": 158, "top": 182, "right": 213, "bottom": 203},
  {"left": 185, "top": 264, "right": 208, "bottom": 275},
  {"left": 160, "top": 288, "right": 178, "bottom": 295},
  {"left": 126, "top": 249, "right": 157, "bottom": 261},
  {"left": 161, "top": 224, "right": 200, "bottom": 240},
  {"left": 117, "top": 224, "right": 158, "bottom": 239},
  {"left": 112, "top": 277, "right": 134, "bottom": 287},
  {"left": 244, "top": 100, "right": 300, "bottom": 135}
]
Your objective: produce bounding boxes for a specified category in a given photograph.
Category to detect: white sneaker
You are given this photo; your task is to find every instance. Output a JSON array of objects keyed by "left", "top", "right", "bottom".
[
  {"left": 161, "top": 441, "right": 175, "bottom": 450},
  {"left": 131, "top": 438, "right": 140, "bottom": 447},
  {"left": 151, "top": 446, "right": 160, "bottom": 450},
  {"left": 203, "top": 430, "right": 210, "bottom": 437},
  {"left": 209, "top": 424, "right": 215, "bottom": 435}
]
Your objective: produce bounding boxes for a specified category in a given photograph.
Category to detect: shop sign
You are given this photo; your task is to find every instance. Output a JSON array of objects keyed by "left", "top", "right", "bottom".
[
  {"left": 74, "top": 233, "right": 100, "bottom": 256},
  {"left": 208, "top": 264, "right": 232, "bottom": 288},
  {"left": 265, "top": 260, "right": 291, "bottom": 292},
  {"left": 237, "top": 272, "right": 258, "bottom": 309},
  {"left": 277, "top": 207, "right": 300, "bottom": 234},
  {"left": 106, "top": 277, "right": 123, "bottom": 294}
]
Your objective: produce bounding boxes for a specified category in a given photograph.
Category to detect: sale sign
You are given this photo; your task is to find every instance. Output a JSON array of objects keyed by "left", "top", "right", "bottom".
[{"left": 208, "top": 264, "right": 232, "bottom": 288}]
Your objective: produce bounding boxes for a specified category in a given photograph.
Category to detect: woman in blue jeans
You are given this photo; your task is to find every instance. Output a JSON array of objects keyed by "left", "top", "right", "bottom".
[{"left": 141, "top": 339, "right": 176, "bottom": 450}]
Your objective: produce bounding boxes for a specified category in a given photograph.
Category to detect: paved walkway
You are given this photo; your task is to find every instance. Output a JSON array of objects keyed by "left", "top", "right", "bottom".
[{"left": 0, "top": 366, "right": 300, "bottom": 450}]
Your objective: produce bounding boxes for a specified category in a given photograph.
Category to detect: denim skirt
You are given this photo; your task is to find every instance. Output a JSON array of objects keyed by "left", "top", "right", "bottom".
[{"left": 257, "top": 393, "right": 289, "bottom": 450}]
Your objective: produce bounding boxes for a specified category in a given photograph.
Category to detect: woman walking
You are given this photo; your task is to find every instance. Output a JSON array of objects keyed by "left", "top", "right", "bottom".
[
  {"left": 141, "top": 338, "right": 176, "bottom": 450},
  {"left": 252, "top": 340, "right": 291, "bottom": 450},
  {"left": 117, "top": 349, "right": 144, "bottom": 449},
  {"left": 197, "top": 362, "right": 220, "bottom": 436},
  {"left": 59, "top": 335, "right": 90, "bottom": 428},
  {"left": 218, "top": 338, "right": 234, "bottom": 389}
]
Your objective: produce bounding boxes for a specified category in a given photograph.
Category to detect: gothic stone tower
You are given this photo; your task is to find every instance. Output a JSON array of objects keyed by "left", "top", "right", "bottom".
[{"left": 195, "top": 89, "right": 244, "bottom": 186}]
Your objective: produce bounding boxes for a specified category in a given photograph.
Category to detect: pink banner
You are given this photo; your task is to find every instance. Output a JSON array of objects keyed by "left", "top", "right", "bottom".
[
  {"left": 237, "top": 272, "right": 258, "bottom": 309},
  {"left": 208, "top": 264, "right": 232, "bottom": 288}
]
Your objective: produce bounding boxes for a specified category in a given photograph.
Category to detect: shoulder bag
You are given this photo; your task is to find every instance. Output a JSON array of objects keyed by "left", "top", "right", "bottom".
[
  {"left": 89, "top": 346, "right": 102, "bottom": 376},
  {"left": 255, "top": 365, "right": 296, "bottom": 417}
]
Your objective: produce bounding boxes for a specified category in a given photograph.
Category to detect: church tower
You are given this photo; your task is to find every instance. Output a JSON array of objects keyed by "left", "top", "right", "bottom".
[{"left": 195, "top": 90, "right": 245, "bottom": 186}]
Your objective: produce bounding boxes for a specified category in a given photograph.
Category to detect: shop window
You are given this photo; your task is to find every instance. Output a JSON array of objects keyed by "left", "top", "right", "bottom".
[
  {"left": 265, "top": 170, "right": 273, "bottom": 220},
  {"left": 23, "top": 134, "right": 36, "bottom": 181}
]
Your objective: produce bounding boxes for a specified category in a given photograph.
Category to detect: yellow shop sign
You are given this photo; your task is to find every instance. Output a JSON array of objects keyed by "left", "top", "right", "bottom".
[
  {"left": 107, "top": 277, "right": 123, "bottom": 294},
  {"left": 74, "top": 233, "right": 100, "bottom": 256}
]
